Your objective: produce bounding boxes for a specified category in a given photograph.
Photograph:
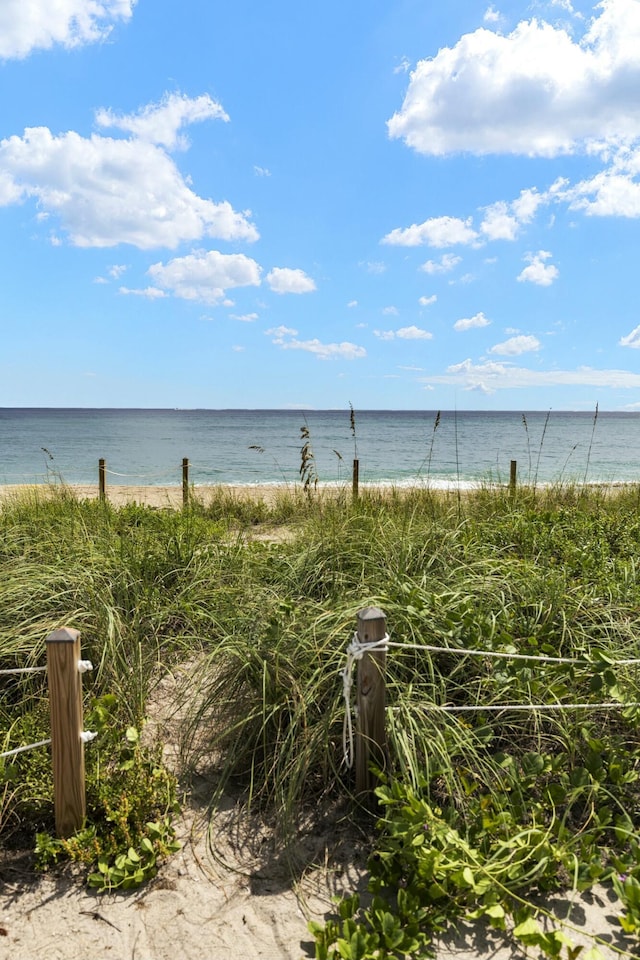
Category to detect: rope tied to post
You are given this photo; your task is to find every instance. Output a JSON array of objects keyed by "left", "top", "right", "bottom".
[{"left": 342, "top": 632, "right": 389, "bottom": 769}]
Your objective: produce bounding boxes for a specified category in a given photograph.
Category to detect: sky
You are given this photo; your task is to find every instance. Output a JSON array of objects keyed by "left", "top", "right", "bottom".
[{"left": 2, "top": 0, "right": 640, "bottom": 410}]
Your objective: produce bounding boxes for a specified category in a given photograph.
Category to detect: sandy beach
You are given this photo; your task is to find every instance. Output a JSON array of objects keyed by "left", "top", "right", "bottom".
[{"left": 0, "top": 483, "right": 291, "bottom": 510}]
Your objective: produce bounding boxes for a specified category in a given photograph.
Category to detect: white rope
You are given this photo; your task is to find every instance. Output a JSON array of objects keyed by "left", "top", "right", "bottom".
[
  {"left": 0, "top": 730, "right": 98, "bottom": 760},
  {"left": 105, "top": 467, "right": 184, "bottom": 480},
  {"left": 410, "top": 701, "right": 640, "bottom": 714},
  {"left": 0, "top": 666, "right": 46, "bottom": 676},
  {"left": 0, "top": 738, "right": 51, "bottom": 759},
  {"left": 342, "top": 633, "right": 389, "bottom": 769},
  {"left": 384, "top": 641, "right": 640, "bottom": 667}
]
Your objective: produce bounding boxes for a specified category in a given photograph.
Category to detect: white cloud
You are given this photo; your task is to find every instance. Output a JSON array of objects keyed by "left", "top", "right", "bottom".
[
  {"left": 230, "top": 312, "right": 259, "bottom": 323},
  {"left": 266, "top": 267, "right": 316, "bottom": 294},
  {"left": 394, "top": 56, "right": 411, "bottom": 74},
  {"left": 0, "top": 0, "right": 135, "bottom": 60},
  {"left": 375, "top": 326, "right": 433, "bottom": 341},
  {"left": 382, "top": 305, "right": 399, "bottom": 316},
  {"left": 265, "top": 325, "right": 298, "bottom": 337},
  {"left": 347, "top": 300, "right": 358, "bottom": 308},
  {"left": 421, "top": 253, "right": 462, "bottom": 274},
  {"left": 119, "top": 285, "right": 166, "bottom": 299},
  {"left": 484, "top": 5, "right": 502, "bottom": 23},
  {"left": 148, "top": 250, "right": 261, "bottom": 304},
  {"left": 266, "top": 325, "right": 364, "bottom": 360},
  {"left": 517, "top": 250, "right": 559, "bottom": 285},
  {"left": 423, "top": 359, "right": 640, "bottom": 393},
  {"left": 232, "top": 345, "right": 245, "bottom": 352},
  {"left": 388, "top": 0, "right": 640, "bottom": 157},
  {"left": 479, "top": 202, "right": 519, "bottom": 241},
  {"left": 96, "top": 93, "right": 227, "bottom": 149},
  {"left": 253, "top": 165, "right": 271, "bottom": 177},
  {"left": 559, "top": 146, "right": 640, "bottom": 216},
  {"left": 383, "top": 216, "right": 478, "bottom": 248},
  {"left": 454, "top": 311, "right": 491, "bottom": 332},
  {"left": 0, "top": 114, "right": 258, "bottom": 249},
  {"left": 397, "top": 325, "right": 433, "bottom": 340},
  {"left": 270, "top": 335, "right": 366, "bottom": 360},
  {"left": 489, "top": 334, "right": 541, "bottom": 355},
  {"left": 362, "top": 260, "right": 387, "bottom": 274},
  {"left": 109, "top": 264, "right": 127, "bottom": 279},
  {"left": 419, "top": 295, "right": 437, "bottom": 306},
  {"left": 619, "top": 325, "right": 640, "bottom": 348}
]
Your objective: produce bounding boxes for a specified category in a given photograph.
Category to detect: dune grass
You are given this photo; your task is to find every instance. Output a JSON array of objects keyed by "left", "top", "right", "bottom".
[{"left": 1, "top": 482, "right": 640, "bottom": 935}]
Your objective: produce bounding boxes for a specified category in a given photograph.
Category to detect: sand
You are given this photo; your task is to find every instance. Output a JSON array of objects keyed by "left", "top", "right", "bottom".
[
  {"left": 0, "top": 483, "right": 637, "bottom": 959},
  {"left": 0, "top": 483, "right": 292, "bottom": 510}
]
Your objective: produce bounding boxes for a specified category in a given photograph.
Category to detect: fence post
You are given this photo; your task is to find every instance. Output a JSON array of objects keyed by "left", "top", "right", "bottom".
[
  {"left": 509, "top": 459, "right": 517, "bottom": 498},
  {"left": 182, "top": 457, "right": 189, "bottom": 507},
  {"left": 98, "top": 459, "right": 106, "bottom": 502},
  {"left": 46, "top": 628, "right": 86, "bottom": 838},
  {"left": 355, "top": 606, "right": 387, "bottom": 802},
  {"left": 352, "top": 459, "right": 359, "bottom": 501}
]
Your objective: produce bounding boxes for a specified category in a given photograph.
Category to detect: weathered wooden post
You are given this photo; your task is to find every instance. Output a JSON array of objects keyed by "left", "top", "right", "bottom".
[
  {"left": 98, "top": 459, "right": 106, "bottom": 502},
  {"left": 182, "top": 457, "right": 189, "bottom": 507},
  {"left": 46, "top": 628, "right": 86, "bottom": 838},
  {"left": 352, "top": 459, "right": 359, "bottom": 501},
  {"left": 509, "top": 459, "right": 517, "bottom": 498},
  {"left": 355, "top": 606, "right": 387, "bottom": 801}
]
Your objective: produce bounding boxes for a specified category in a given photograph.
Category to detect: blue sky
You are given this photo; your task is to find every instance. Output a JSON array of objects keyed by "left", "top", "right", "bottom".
[{"left": 2, "top": 0, "right": 640, "bottom": 410}]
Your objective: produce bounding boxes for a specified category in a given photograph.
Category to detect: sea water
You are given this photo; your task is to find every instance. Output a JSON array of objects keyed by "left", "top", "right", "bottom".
[{"left": 0, "top": 408, "right": 638, "bottom": 487}]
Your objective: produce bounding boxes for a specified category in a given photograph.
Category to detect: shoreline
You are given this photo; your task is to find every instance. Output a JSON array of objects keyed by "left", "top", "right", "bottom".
[{"left": 0, "top": 479, "right": 637, "bottom": 510}]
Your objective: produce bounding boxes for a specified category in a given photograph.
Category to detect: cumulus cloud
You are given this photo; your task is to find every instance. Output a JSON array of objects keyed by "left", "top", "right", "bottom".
[
  {"left": 148, "top": 250, "right": 261, "bottom": 304},
  {"left": 119, "top": 286, "right": 166, "bottom": 299},
  {"left": 382, "top": 305, "right": 399, "bottom": 316},
  {"left": 266, "top": 267, "right": 316, "bottom": 294},
  {"left": 0, "top": 0, "right": 135, "bottom": 60},
  {"left": 489, "top": 334, "right": 541, "bottom": 355},
  {"left": 347, "top": 300, "right": 358, "bottom": 308},
  {"left": 479, "top": 202, "right": 519, "bottom": 241},
  {"left": 265, "top": 325, "right": 298, "bottom": 337},
  {"left": 421, "top": 254, "right": 462, "bottom": 274},
  {"left": 619, "top": 325, "right": 640, "bottom": 348},
  {"left": 419, "top": 295, "right": 437, "bottom": 306},
  {"left": 95, "top": 93, "right": 227, "bottom": 149},
  {"left": 484, "top": 5, "right": 502, "bottom": 23},
  {"left": 0, "top": 100, "right": 258, "bottom": 249},
  {"left": 382, "top": 216, "right": 478, "bottom": 248},
  {"left": 267, "top": 326, "right": 366, "bottom": 360},
  {"left": 375, "top": 326, "right": 433, "bottom": 341},
  {"left": 454, "top": 311, "right": 491, "bottom": 332},
  {"left": 230, "top": 312, "right": 259, "bottom": 323},
  {"left": 517, "top": 250, "right": 559, "bottom": 285},
  {"left": 388, "top": 0, "right": 640, "bottom": 157},
  {"left": 423, "top": 358, "right": 640, "bottom": 393}
]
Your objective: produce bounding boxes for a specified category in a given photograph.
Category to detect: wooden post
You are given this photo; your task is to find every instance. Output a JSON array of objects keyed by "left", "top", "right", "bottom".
[
  {"left": 46, "top": 628, "right": 86, "bottom": 838},
  {"left": 182, "top": 457, "right": 189, "bottom": 507},
  {"left": 352, "top": 459, "right": 359, "bottom": 500},
  {"left": 355, "top": 607, "right": 387, "bottom": 801},
  {"left": 98, "top": 459, "right": 106, "bottom": 502},
  {"left": 509, "top": 459, "right": 517, "bottom": 497}
]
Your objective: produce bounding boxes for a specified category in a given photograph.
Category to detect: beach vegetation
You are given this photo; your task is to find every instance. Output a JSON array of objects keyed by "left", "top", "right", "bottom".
[{"left": 0, "top": 481, "right": 639, "bottom": 955}]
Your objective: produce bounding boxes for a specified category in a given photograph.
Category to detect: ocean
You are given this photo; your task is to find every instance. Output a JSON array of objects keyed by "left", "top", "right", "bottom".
[{"left": 0, "top": 408, "right": 639, "bottom": 488}]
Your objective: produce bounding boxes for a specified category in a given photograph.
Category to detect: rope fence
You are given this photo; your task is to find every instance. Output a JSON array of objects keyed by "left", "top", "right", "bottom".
[
  {"left": 343, "top": 608, "right": 640, "bottom": 799},
  {"left": 0, "top": 628, "right": 96, "bottom": 837}
]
